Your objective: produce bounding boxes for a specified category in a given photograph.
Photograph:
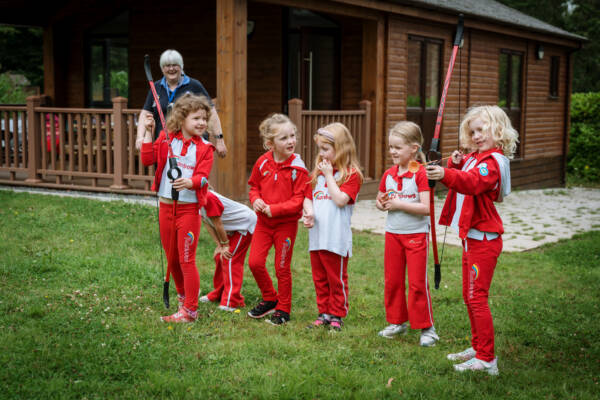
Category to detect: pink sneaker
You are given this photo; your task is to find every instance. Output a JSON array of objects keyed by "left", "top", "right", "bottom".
[{"left": 160, "top": 307, "right": 197, "bottom": 323}]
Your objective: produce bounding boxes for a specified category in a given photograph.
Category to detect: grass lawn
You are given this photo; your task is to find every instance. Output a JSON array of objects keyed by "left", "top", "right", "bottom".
[{"left": 1, "top": 191, "right": 599, "bottom": 399}]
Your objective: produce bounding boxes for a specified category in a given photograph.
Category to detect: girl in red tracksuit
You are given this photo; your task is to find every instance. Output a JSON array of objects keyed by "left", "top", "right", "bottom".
[
  {"left": 375, "top": 121, "right": 438, "bottom": 346},
  {"left": 141, "top": 93, "right": 214, "bottom": 323},
  {"left": 302, "top": 122, "right": 363, "bottom": 331},
  {"left": 247, "top": 114, "right": 309, "bottom": 325},
  {"left": 199, "top": 189, "right": 257, "bottom": 311},
  {"left": 426, "top": 105, "right": 518, "bottom": 375}
]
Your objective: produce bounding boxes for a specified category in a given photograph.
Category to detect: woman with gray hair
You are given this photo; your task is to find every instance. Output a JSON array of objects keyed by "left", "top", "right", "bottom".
[{"left": 136, "top": 49, "right": 227, "bottom": 157}]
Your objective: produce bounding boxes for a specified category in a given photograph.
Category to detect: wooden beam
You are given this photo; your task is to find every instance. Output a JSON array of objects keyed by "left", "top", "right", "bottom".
[
  {"left": 43, "top": 25, "right": 56, "bottom": 103},
  {"left": 362, "top": 15, "right": 385, "bottom": 179},
  {"left": 216, "top": 0, "right": 248, "bottom": 200},
  {"left": 255, "top": 0, "right": 379, "bottom": 20}
]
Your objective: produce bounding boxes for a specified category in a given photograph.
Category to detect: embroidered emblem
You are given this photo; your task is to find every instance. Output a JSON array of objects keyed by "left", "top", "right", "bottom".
[
  {"left": 262, "top": 170, "right": 270, "bottom": 177},
  {"left": 292, "top": 169, "right": 297, "bottom": 181},
  {"left": 471, "top": 264, "right": 479, "bottom": 280},
  {"left": 478, "top": 162, "right": 489, "bottom": 177}
]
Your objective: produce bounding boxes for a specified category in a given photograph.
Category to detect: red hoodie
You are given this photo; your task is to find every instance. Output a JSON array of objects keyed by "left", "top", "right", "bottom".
[
  {"left": 248, "top": 151, "right": 309, "bottom": 225},
  {"left": 141, "top": 130, "right": 214, "bottom": 206},
  {"left": 438, "top": 148, "right": 509, "bottom": 239}
]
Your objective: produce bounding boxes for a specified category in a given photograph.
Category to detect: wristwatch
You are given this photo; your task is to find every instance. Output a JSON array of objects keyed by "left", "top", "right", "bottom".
[{"left": 214, "top": 133, "right": 224, "bottom": 140}]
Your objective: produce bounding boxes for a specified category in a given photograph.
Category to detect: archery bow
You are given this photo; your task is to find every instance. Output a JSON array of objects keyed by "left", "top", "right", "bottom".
[
  {"left": 428, "top": 15, "right": 464, "bottom": 290},
  {"left": 144, "top": 54, "right": 182, "bottom": 308}
]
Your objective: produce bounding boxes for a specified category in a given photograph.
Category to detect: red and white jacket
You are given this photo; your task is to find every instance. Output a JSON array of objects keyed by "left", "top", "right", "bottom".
[
  {"left": 439, "top": 148, "right": 511, "bottom": 239},
  {"left": 141, "top": 130, "right": 214, "bottom": 206},
  {"left": 248, "top": 151, "right": 309, "bottom": 225}
]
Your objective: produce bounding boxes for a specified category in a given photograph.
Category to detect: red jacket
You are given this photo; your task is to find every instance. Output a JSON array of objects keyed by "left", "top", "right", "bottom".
[
  {"left": 439, "top": 148, "right": 508, "bottom": 239},
  {"left": 248, "top": 151, "right": 309, "bottom": 225},
  {"left": 141, "top": 130, "right": 214, "bottom": 206}
]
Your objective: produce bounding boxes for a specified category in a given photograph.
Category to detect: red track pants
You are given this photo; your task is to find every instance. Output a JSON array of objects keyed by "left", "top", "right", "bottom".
[
  {"left": 462, "top": 236, "right": 502, "bottom": 362},
  {"left": 247, "top": 220, "right": 298, "bottom": 314},
  {"left": 384, "top": 232, "right": 434, "bottom": 329},
  {"left": 310, "top": 250, "right": 349, "bottom": 318},
  {"left": 206, "top": 231, "right": 252, "bottom": 308},
  {"left": 159, "top": 202, "right": 201, "bottom": 312}
]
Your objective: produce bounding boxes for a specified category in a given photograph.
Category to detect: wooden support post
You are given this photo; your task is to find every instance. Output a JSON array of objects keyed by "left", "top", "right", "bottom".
[
  {"left": 110, "top": 97, "right": 129, "bottom": 190},
  {"left": 359, "top": 100, "right": 371, "bottom": 178},
  {"left": 362, "top": 16, "right": 385, "bottom": 179},
  {"left": 25, "top": 96, "right": 43, "bottom": 183},
  {"left": 216, "top": 0, "right": 247, "bottom": 200},
  {"left": 288, "top": 98, "right": 304, "bottom": 159}
]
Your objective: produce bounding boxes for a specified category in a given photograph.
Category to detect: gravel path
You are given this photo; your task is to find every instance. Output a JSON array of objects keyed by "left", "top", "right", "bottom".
[{"left": 3, "top": 185, "right": 599, "bottom": 252}]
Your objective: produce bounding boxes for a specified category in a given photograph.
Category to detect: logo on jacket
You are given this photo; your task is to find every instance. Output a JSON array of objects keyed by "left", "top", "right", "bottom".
[
  {"left": 478, "top": 163, "right": 489, "bottom": 177},
  {"left": 471, "top": 264, "right": 479, "bottom": 280},
  {"left": 386, "top": 190, "right": 397, "bottom": 199},
  {"left": 262, "top": 170, "right": 270, "bottom": 177},
  {"left": 292, "top": 170, "right": 297, "bottom": 181}
]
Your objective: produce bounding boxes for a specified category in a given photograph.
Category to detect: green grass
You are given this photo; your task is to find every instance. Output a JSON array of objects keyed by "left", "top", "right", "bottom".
[{"left": 1, "top": 191, "right": 599, "bottom": 399}]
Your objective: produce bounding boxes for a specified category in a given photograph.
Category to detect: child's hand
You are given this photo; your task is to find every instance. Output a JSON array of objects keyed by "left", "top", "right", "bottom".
[
  {"left": 253, "top": 199, "right": 266, "bottom": 213},
  {"left": 317, "top": 159, "right": 334, "bottom": 176},
  {"left": 426, "top": 165, "right": 445, "bottom": 181},
  {"left": 172, "top": 178, "right": 193, "bottom": 191},
  {"left": 451, "top": 150, "right": 464, "bottom": 165},
  {"left": 376, "top": 192, "right": 391, "bottom": 211},
  {"left": 302, "top": 209, "right": 314, "bottom": 228},
  {"left": 220, "top": 246, "right": 233, "bottom": 260},
  {"left": 263, "top": 205, "right": 272, "bottom": 218}
]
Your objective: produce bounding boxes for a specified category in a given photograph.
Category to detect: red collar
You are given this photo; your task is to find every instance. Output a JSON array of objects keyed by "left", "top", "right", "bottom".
[
  {"left": 266, "top": 150, "right": 295, "bottom": 167},
  {"left": 171, "top": 131, "right": 202, "bottom": 156},
  {"left": 390, "top": 164, "right": 415, "bottom": 182},
  {"left": 475, "top": 148, "right": 502, "bottom": 161}
]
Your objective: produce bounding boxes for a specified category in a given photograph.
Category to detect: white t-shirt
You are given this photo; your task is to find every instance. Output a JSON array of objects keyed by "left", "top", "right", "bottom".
[{"left": 157, "top": 138, "right": 198, "bottom": 203}]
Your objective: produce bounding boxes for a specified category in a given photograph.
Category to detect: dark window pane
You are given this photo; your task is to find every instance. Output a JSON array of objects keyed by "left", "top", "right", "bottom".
[
  {"left": 425, "top": 42, "right": 440, "bottom": 108},
  {"left": 90, "top": 44, "right": 104, "bottom": 103},
  {"left": 511, "top": 55, "right": 521, "bottom": 108},
  {"left": 109, "top": 45, "right": 128, "bottom": 98},
  {"left": 550, "top": 56, "right": 559, "bottom": 97},
  {"left": 407, "top": 39, "right": 421, "bottom": 108},
  {"left": 498, "top": 53, "right": 508, "bottom": 108}
]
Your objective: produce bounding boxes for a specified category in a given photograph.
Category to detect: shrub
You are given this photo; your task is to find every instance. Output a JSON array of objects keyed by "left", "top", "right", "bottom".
[
  {"left": 567, "top": 92, "right": 600, "bottom": 182},
  {"left": 0, "top": 72, "right": 27, "bottom": 104}
]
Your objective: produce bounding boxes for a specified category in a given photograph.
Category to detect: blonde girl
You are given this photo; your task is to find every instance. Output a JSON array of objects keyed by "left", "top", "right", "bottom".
[
  {"left": 140, "top": 93, "right": 214, "bottom": 323},
  {"left": 426, "top": 105, "right": 518, "bottom": 375},
  {"left": 246, "top": 114, "right": 309, "bottom": 325},
  {"left": 374, "top": 121, "right": 438, "bottom": 346},
  {"left": 303, "top": 122, "right": 363, "bottom": 331}
]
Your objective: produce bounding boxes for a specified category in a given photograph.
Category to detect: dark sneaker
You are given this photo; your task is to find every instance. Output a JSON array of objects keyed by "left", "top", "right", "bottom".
[
  {"left": 266, "top": 310, "right": 290, "bottom": 325},
  {"left": 307, "top": 313, "right": 331, "bottom": 329},
  {"left": 247, "top": 300, "right": 277, "bottom": 318},
  {"left": 329, "top": 316, "right": 343, "bottom": 331}
]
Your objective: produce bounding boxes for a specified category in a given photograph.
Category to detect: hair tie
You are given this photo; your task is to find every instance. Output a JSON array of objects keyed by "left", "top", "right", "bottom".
[{"left": 317, "top": 128, "right": 335, "bottom": 142}]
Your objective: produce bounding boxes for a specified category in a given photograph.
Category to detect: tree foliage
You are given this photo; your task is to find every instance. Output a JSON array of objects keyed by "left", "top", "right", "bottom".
[
  {"left": 0, "top": 25, "right": 43, "bottom": 88},
  {"left": 567, "top": 92, "right": 600, "bottom": 182},
  {"left": 497, "top": 0, "right": 600, "bottom": 93}
]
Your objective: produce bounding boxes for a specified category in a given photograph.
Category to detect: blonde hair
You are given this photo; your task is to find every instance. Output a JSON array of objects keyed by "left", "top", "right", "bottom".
[
  {"left": 311, "top": 122, "right": 364, "bottom": 187},
  {"left": 388, "top": 121, "right": 427, "bottom": 164},
  {"left": 165, "top": 93, "right": 211, "bottom": 133},
  {"left": 459, "top": 105, "right": 519, "bottom": 159},
  {"left": 258, "top": 113, "right": 297, "bottom": 150}
]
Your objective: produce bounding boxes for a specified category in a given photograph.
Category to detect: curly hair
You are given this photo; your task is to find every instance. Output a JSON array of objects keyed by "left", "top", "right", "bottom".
[
  {"left": 459, "top": 105, "right": 519, "bottom": 159},
  {"left": 165, "top": 93, "right": 212, "bottom": 133}
]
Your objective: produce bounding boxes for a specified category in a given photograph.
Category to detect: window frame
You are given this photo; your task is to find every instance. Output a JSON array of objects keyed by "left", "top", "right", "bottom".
[
  {"left": 407, "top": 35, "right": 443, "bottom": 111},
  {"left": 498, "top": 49, "right": 524, "bottom": 159}
]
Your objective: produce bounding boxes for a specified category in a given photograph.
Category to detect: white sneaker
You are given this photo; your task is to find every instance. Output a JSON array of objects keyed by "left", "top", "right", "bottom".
[
  {"left": 419, "top": 326, "right": 439, "bottom": 347},
  {"left": 199, "top": 295, "right": 211, "bottom": 303},
  {"left": 218, "top": 305, "right": 237, "bottom": 312},
  {"left": 447, "top": 347, "right": 476, "bottom": 361},
  {"left": 378, "top": 323, "right": 408, "bottom": 339},
  {"left": 454, "top": 357, "right": 499, "bottom": 376}
]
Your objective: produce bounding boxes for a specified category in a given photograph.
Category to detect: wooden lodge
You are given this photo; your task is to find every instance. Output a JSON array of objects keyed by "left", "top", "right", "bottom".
[{"left": 0, "top": 0, "right": 585, "bottom": 200}]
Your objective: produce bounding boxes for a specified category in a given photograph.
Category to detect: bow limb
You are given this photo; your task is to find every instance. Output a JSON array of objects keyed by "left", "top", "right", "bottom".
[{"left": 428, "top": 14, "right": 464, "bottom": 289}]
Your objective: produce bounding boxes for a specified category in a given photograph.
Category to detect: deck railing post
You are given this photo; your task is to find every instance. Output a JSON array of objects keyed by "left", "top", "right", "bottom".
[
  {"left": 359, "top": 99, "right": 371, "bottom": 178},
  {"left": 288, "top": 98, "right": 304, "bottom": 159},
  {"left": 25, "top": 95, "right": 43, "bottom": 183},
  {"left": 110, "top": 96, "right": 129, "bottom": 190}
]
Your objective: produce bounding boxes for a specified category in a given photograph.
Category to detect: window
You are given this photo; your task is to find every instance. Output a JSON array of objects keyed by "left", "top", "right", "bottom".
[
  {"left": 407, "top": 35, "right": 442, "bottom": 150},
  {"left": 86, "top": 12, "right": 129, "bottom": 107},
  {"left": 550, "top": 56, "right": 560, "bottom": 98},
  {"left": 498, "top": 49, "right": 523, "bottom": 157}
]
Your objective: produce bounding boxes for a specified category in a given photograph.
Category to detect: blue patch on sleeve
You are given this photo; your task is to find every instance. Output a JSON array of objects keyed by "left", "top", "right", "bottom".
[{"left": 478, "top": 162, "right": 489, "bottom": 177}]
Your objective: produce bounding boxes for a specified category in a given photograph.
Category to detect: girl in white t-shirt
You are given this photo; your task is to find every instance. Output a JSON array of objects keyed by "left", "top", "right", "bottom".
[
  {"left": 375, "top": 121, "right": 438, "bottom": 346},
  {"left": 302, "top": 122, "right": 363, "bottom": 331}
]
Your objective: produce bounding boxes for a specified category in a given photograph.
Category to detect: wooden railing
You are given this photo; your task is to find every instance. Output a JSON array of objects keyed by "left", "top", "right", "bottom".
[
  {"left": 0, "top": 95, "right": 154, "bottom": 194},
  {"left": 288, "top": 98, "right": 371, "bottom": 178}
]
